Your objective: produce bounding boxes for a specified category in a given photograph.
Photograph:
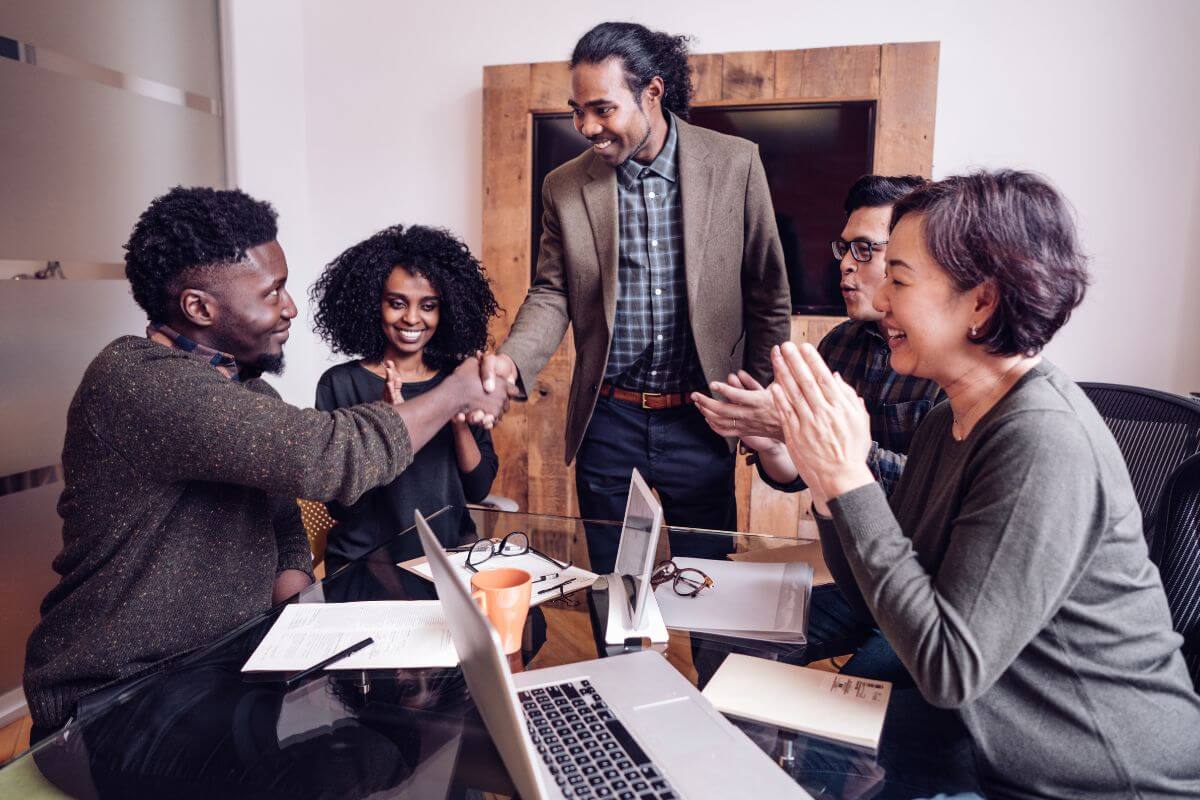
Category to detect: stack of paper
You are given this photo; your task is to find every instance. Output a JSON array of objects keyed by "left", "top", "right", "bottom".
[
  {"left": 653, "top": 557, "right": 812, "bottom": 643},
  {"left": 242, "top": 601, "right": 458, "bottom": 672},
  {"left": 401, "top": 551, "right": 598, "bottom": 608},
  {"left": 702, "top": 654, "right": 892, "bottom": 751}
]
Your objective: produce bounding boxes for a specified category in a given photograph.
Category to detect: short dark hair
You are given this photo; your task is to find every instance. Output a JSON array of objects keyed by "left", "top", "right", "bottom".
[
  {"left": 891, "top": 170, "right": 1089, "bottom": 356},
  {"left": 571, "top": 22, "right": 694, "bottom": 120},
  {"left": 124, "top": 186, "right": 278, "bottom": 324},
  {"left": 843, "top": 174, "right": 927, "bottom": 215},
  {"left": 310, "top": 224, "right": 500, "bottom": 371}
]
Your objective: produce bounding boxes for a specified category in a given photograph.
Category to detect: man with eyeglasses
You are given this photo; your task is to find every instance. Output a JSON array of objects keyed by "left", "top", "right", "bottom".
[{"left": 694, "top": 174, "right": 942, "bottom": 497}]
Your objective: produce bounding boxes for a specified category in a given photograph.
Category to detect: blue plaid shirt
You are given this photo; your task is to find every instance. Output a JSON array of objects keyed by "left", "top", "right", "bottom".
[
  {"left": 758, "top": 319, "right": 943, "bottom": 496},
  {"left": 603, "top": 115, "right": 703, "bottom": 393},
  {"left": 147, "top": 323, "right": 244, "bottom": 381}
]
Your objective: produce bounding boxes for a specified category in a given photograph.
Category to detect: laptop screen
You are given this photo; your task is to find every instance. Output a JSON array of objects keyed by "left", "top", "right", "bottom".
[{"left": 613, "top": 470, "right": 662, "bottom": 627}]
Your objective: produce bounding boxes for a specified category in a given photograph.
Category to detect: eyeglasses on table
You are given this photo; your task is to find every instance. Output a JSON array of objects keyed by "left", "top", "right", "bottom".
[
  {"left": 651, "top": 559, "right": 715, "bottom": 597},
  {"left": 449, "top": 530, "right": 573, "bottom": 574}
]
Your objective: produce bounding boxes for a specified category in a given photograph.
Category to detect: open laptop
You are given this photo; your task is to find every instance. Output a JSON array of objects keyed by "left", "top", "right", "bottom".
[
  {"left": 415, "top": 509, "right": 811, "bottom": 800},
  {"left": 612, "top": 468, "right": 663, "bottom": 630}
]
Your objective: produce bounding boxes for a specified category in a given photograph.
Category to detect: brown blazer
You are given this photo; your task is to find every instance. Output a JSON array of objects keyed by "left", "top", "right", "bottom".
[{"left": 499, "top": 115, "right": 791, "bottom": 464}]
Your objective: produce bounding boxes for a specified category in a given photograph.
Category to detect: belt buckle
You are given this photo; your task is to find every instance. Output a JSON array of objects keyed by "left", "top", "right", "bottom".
[{"left": 641, "top": 391, "right": 662, "bottom": 409}]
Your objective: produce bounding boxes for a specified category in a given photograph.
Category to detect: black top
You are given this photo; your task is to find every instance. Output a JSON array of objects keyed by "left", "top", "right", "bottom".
[{"left": 315, "top": 362, "right": 498, "bottom": 564}]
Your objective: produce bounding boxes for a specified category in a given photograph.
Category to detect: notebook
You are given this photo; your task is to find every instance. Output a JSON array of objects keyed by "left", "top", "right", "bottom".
[{"left": 702, "top": 654, "right": 892, "bottom": 751}]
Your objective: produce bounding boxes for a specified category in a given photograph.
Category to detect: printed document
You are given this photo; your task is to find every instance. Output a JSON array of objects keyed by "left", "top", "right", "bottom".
[
  {"left": 242, "top": 601, "right": 458, "bottom": 672},
  {"left": 401, "top": 551, "right": 598, "bottom": 607}
]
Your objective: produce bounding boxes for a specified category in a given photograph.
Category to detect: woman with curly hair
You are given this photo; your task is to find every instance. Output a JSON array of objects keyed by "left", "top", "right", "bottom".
[{"left": 311, "top": 224, "right": 500, "bottom": 569}]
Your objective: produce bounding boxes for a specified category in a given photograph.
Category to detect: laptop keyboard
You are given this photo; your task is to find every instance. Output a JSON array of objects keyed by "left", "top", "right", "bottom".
[{"left": 520, "top": 678, "right": 679, "bottom": 800}]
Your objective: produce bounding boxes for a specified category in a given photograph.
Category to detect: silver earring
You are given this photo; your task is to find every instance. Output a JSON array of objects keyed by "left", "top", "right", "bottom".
[{"left": 969, "top": 325, "right": 978, "bottom": 338}]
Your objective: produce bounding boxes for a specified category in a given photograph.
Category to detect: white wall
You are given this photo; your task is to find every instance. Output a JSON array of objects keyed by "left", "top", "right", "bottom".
[{"left": 223, "top": 0, "right": 1200, "bottom": 406}]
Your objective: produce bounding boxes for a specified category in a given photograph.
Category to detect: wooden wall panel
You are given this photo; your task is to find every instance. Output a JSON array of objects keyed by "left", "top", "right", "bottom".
[
  {"left": 801, "top": 45, "right": 880, "bottom": 98},
  {"left": 876, "top": 42, "right": 939, "bottom": 176},
  {"left": 483, "top": 64, "right": 532, "bottom": 511},
  {"left": 530, "top": 61, "right": 572, "bottom": 111},
  {"left": 722, "top": 51, "right": 775, "bottom": 100},
  {"left": 688, "top": 53, "right": 723, "bottom": 103}
]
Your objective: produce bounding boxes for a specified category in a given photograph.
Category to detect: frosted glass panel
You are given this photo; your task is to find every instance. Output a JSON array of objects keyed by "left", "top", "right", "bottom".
[
  {"left": 0, "top": 281, "right": 145, "bottom": 477},
  {"left": 0, "top": 484, "right": 65, "bottom": 692},
  {"left": 0, "top": 58, "right": 226, "bottom": 262},
  {"left": 2, "top": 0, "right": 221, "bottom": 98}
]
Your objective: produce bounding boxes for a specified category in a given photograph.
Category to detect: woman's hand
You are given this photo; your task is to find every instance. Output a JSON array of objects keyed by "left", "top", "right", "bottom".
[
  {"left": 768, "top": 342, "right": 874, "bottom": 511},
  {"left": 382, "top": 360, "right": 404, "bottom": 406}
]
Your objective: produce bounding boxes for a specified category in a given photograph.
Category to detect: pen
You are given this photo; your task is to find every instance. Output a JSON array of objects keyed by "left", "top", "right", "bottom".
[
  {"left": 537, "top": 577, "right": 575, "bottom": 596},
  {"left": 285, "top": 636, "right": 375, "bottom": 689},
  {"left": 531, "top": 572, "right": 560, "bottom": 584}
]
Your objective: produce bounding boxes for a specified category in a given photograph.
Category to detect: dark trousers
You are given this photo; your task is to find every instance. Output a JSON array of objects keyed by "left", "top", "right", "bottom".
[{"left": 574, "top": 394, "right": 737, "bottom": 574}]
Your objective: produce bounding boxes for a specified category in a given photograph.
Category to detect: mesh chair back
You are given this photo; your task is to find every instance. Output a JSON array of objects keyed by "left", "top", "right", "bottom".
[
  {"left": 1080, "top": 383, "right": 1200, "bottom": 545},
  {"left": 1154, "top": 452, "right": 1200, "bottom": 690}
]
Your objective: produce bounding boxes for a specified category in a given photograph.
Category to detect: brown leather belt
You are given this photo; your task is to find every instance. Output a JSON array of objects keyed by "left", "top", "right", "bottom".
[{"left": 600, "top": 381, "right": 694, "bottom": 410}]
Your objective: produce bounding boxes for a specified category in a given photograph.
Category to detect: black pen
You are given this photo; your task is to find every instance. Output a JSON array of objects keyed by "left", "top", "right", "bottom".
[
  {"left": 285, "top": 637, "right": 374, "bottom": 688},
  {"left": 537, "top": 577, "right": 575, "bottom": 595}
]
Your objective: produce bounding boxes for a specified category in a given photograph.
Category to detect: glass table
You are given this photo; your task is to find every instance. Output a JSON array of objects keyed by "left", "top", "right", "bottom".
[{"left": 1, "top": 508, "right": 977, "bottom": 799}]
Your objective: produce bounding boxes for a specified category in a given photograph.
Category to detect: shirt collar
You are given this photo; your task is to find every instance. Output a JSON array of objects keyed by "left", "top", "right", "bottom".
[
  {"left": 616, "top": 112, "right": 679, "bottom": 189},
  {"left": 147, "top": 323, "right": 245, "bottom": 381}
]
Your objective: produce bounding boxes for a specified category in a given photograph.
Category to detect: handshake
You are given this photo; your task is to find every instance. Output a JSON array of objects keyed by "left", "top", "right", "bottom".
[{"left": 381, "top": 351, "right": 522, "bottom": 430}]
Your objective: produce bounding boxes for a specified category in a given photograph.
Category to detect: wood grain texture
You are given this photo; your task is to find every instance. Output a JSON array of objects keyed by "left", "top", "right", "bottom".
[
  {"left": 529, "top": 60, "right": 572, "bottom": 111},
  {"left": 797, "top": 46, "right": 880, "bottom": 99},
  {"left": 876, "top": 42, "right": 939, "bottom": 176},
  {"left": 721, "top": 51, "right": 775, "bottom": 100},
  {"left": 688, "top": 53, "right": 723, "bottom": 103},
  {"left": 483, "top": 64, "right": 533, "bottom": 510}
]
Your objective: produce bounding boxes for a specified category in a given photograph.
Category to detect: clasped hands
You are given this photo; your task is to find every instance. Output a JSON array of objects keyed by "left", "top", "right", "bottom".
[
  {"left": 378, "top": 352, "right": 518, "bottom": 430},
  {"left": 695, "top": 342, "right": 875, "bottom": 515}
]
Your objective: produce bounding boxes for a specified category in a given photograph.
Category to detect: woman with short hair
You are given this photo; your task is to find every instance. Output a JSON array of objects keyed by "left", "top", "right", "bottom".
[{"left": 771, "top": 170, "right": 1200, "bottom": 798}]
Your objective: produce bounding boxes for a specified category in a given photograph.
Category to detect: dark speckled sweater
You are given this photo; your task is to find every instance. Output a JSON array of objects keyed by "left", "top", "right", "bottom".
[{"left": 23, "top": 336, "right": 413, "bottom": 728}]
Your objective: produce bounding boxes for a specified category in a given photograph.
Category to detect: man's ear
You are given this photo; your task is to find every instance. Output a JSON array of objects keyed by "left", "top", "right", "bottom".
[
  {"left": 643, "top": 75, "right": 665, "bottom": 110},
  {"left": 179, "top": 287, "right": 218, "bottom": 329}
]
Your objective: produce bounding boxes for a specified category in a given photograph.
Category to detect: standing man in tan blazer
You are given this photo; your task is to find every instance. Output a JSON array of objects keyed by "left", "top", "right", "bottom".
[{"left": 484, "top": 22, "right": 791, "bottom": 572}]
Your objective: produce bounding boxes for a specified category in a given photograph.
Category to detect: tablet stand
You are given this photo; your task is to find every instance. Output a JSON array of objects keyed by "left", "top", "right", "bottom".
[{"left": 603, "top": 576, "right": 669, "bottom": 645}]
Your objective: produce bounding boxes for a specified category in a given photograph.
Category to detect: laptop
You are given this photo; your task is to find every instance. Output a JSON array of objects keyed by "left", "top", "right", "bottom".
[
  {"left": 612, "top": 468, "right": 663, "bottom": 630},
  {"left": 415, "top": 508, "right": 811, "bottom": 800}
]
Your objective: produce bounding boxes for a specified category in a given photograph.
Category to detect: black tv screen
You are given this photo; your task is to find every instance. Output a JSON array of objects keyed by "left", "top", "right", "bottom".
[{"left": 531, "top": 102, "right": 875, "bottom": 315}]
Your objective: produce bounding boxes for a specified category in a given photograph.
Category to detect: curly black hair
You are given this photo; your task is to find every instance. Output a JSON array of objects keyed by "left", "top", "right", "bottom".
[
  {"left": 124, "top": 186, "right": 279, "bottom": 324},
  {"left": 571, "top": 22, "right": 694, "bottom": 120},
  {"left": 310, "top": 225, "right": 500, "bottom": 371}
]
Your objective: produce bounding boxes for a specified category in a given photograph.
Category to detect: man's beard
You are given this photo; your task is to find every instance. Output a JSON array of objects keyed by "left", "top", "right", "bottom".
[
  {"left": 619, "top": 108, "right": 654, "bottom": 167},
  {"left": 252, "top": 352, "right": 286, "bottom": 375}
]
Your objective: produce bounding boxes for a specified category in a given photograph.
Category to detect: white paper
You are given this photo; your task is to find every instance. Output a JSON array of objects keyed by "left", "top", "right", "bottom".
[
  {"left": 403, "top": 550, "right": 598, "bottom": 607},
  {"left": 702, "top": 654, "right": 892, "bottom": 751},
  {"left": 653, "top": 557, "right": 810, "bottom": 641},
  {"left": 241, "top": 601, "right": 459, "bottom": 672}
]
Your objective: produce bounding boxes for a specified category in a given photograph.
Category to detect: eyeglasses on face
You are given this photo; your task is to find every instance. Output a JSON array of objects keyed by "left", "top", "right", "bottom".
[
  {"left": 831, "top": 238, "right": 888, "bottom": 263},
  {"left": 650, "top": 559, "right": 715, "bottom": 598},
  {"left": 449, "top": 531, "right": 573, "bottom": 574}
]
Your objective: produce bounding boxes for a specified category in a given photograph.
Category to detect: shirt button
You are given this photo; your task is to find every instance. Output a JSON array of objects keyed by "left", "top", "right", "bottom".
[
  {"left": 656, "top": 334, "right": 663, "bottom": 341},
  {"left": 654, "top": 288, "right": 662, "bottom": 296},
  {"left": 647, "top": 191, "right": 656, "bottom": 199},
  {"left": 650, "top": 240, "right": 658, "bottom": 248},
  {"left": 651, "top": 371, "right": 658, "bottom": 376}
]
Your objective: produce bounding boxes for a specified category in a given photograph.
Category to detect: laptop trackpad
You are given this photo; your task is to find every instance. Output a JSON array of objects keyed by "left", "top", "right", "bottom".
[{"left": 632, "top": 697, "right": 739, "bottom": 769}]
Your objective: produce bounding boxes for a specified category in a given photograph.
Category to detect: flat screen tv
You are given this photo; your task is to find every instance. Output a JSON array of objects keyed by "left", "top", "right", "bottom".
[{"left": 531, "top": 102, "right": 875, "bottom": 315}]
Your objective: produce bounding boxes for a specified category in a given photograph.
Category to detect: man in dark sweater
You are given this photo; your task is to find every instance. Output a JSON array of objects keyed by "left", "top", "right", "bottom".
[{"left": 23, "top": 187, "right": 508, "bottom": 735}]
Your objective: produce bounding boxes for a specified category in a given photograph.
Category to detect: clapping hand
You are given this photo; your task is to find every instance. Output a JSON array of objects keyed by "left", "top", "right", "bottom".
[
  {"left": 768, "top": 342, "right": 874, "bottom": 514},
  {"left": 381, "top": 360, "right": 405, "bottom": 406},
  {"left": 692, "top": 371, "right": 784, "bottom": 453}
]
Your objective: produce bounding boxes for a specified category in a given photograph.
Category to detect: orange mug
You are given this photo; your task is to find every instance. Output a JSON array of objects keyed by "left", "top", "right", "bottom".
[{"left": 470, "top": 567, "right": 532, "bottom": 654}]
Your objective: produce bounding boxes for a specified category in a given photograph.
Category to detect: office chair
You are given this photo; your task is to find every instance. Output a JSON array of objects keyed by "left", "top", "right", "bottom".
[
  {"left": 1080, "top": 382, "right": 1200, "bottom": 547},
  {"left": 297, "top": 498, "right": 335, "bottom": 569},
  {"left": 1153, "top": 452, "right": 1200, "bottom": 690}
]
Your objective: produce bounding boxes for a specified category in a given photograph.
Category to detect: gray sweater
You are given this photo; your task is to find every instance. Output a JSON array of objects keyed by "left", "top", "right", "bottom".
[
  {"left": 24, "top": 337, "right": 414, "bottom": 728},
  {"left": 819, "top": 360, "right": 1200, "bottom": 799}
]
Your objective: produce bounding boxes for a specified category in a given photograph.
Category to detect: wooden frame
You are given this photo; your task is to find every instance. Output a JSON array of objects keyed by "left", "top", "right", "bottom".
[{"left": 482, "top": 43, "right": 939, "bottom": 537}]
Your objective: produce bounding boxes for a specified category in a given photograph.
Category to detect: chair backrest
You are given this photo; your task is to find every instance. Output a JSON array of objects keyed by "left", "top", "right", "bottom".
[
  {"left": 1080, "top": 382, "right": 1200, "bottom": 545},
  {"left": 296, "top": 498, "right": 335, "bottom": 568},
  {"left": 1153, "top": 452, "right": 1200, "bottom": 690}
]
